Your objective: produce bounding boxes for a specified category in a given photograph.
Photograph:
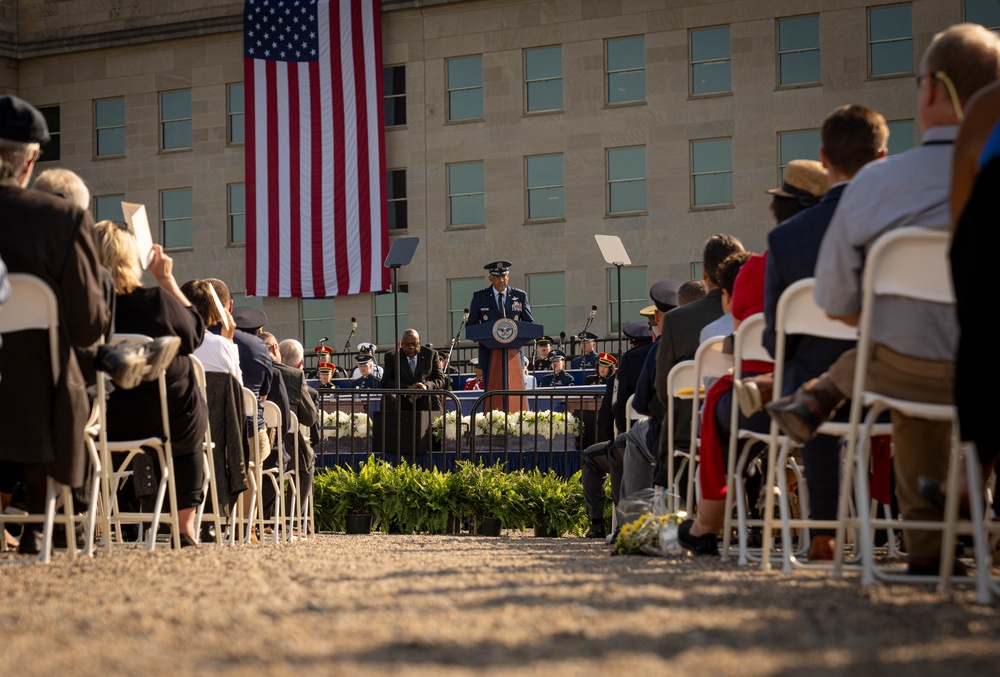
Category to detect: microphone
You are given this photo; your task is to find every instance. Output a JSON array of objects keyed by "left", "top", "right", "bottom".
[
  {"left": 559, "top": 331, "right": 566, "bottom": 347},
  {"left": 581, "top": 305, "right": 597, "bottom": 336},
  {"left": 319, "top": 336, "right": 329, "bottom": 343},
  {"left": 589, "top": 305, "right": 597, "bottom": 318},
  {"left": 344, "top": 319, "right": 358, "bottom": 352},
  {"left": 462, "top": 308, "right": 469, "bottom": 321},
  {"left": 351, "top": 317, "right": 358, "bottom": 330}
]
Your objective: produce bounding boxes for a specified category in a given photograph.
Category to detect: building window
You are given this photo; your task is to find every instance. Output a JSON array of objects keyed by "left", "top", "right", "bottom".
[
  {"left": 607, "top": 146, "right": 646, "bottom": 214},
  {"left": 94, "top": 194, "right": 125, "bottom": 224},
  {"left": 94, "top": 97, "right": 125, "bottom": 157},
  {"left": 301, "top": 298, "right": 335, "bottom": 351},
  {"left": 690, "top": 26, "right": 731, "bottom": 95},
  {"left": 606, "top": 36, "right": 645, "bottom": 104},
  {"left": 777, "top": 15, "right": 820, "bottom": 86},
  {"left": 228, "top": 183, "right": 246, "bottom": 245},
  {"left": 374, "top": 288, "right": 408, "bottom": 346},
  {"left": 384, "top": 65, "right": 406, "bottom": 126},
  {"left": 447, "top": 56, "right": 483, "bottom": 121},
  {"left": 525, "top": 46, "right": 562, "bottom": 113},
  {"left": 37, "top": 106, "right": 60, "bottom": 162},
  {"left": 778, "top": 129, "right": 821, "bottom": 181},
  {"left": 967, "top": 0, "right": 1000, "bottom": 30},
  {"left": 447, "top": 161, "right": 484, "bottom": 227},
  {"left": 887, "top": 120, "right": 915, "bottom": 155},
  {"left": 228, "top": 83, "right": 244, "bottom": 144},
  {"left": 449, "top": 278, "right": 485, "bottom": 337},
  {"left": 527, "top": 272, "right": 565, "bottom": 337},
  {"left": 387, "top": 169, "right": 407, "bottom": 230},
  {"left": 161, "top": 188, "right": 193, "bottom": 249},
  {"left": 160, "top": 89, "right": 192, "bottom": 150},
  {"left": 869, "top": 4, "right": 912, "bottom": 77},
  {"left": 609, "top": 267, "right": 647, "bottom": 333},
  {"left": 526, "top": 154, "right": 564, "bottom": 220},
  {"left": 691, "top": 138, "right": 733, "bottom": 207}
]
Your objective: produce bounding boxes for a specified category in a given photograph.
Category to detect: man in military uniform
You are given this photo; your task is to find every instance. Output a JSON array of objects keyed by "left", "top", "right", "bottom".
[
  {"left": 539, "top": 352, "right": 573, "bottom": 387},
  {"left": 316, "top": 364, "right": 336, "bottom": 388},
  {"left": 350, "top": 342, "right": 383, "bottom": 380},
  {"left": 571, "top": 332, "right": 600, "bottom": 370},
  {"left": 350, "top": 354, "right": 381, "bottom": 389},
  {"left": 531, "top": 336, "right": 554, "bottom": 371},
  {"left": 466, "top": 261, "right": 533, "bottom": 385}
]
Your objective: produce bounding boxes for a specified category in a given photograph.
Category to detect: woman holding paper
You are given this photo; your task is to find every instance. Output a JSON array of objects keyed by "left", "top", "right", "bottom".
[{"left": 95, "top": 219, "right": 208, "bottom": 547}]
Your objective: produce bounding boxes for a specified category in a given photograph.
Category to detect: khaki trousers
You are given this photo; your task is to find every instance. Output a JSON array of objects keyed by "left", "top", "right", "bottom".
[{"left": 828, "top": 343, "right": 954, "bottom": 559}]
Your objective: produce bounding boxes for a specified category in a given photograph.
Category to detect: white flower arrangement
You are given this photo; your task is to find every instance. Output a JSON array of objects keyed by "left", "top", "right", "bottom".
[
  {"left": 474, "top": 410, "right": 514, "bottom": 436},
  {"left": 431, "top": 410, "right": 464, "bottom": 441},
  {"left": 322, "top": 411, "right": 372, "bottom": 438},
  {"left": 509, "top": 410, "right": 581, "bottom": 439}
]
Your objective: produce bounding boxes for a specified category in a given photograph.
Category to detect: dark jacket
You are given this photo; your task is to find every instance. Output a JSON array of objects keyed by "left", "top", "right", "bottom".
[{"left": 382, "top": 345, "right": 447, "bottom": 411}]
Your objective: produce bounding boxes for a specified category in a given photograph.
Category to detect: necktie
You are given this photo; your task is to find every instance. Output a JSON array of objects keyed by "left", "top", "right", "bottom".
[
  {"left": 498, "top": 292, "right": 504, "bottom": 312},
  {"left": 409, "top": 356, "right": 417, "bottom": 373}
]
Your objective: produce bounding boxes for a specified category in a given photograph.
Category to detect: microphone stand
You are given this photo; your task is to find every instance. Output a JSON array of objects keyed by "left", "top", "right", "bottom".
[
  {"left": 343, "top": 319, "right": 357, "bottom": 353},
  {"left": 444, "top": 311, "right": 468, "bottom": 371}
]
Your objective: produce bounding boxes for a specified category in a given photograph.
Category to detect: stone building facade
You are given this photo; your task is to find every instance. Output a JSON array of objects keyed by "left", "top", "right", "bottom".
[{"left": 1, "top": 0, "right": 990, "bottom": 352}]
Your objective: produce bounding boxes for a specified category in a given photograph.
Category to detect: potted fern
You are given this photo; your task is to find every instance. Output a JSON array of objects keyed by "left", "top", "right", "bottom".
[
  {"left": 515, "top": 469, "right": 587, "bottom": 537},
  {"left": 328, "top": 455, "right": 389, "bottom": 533},
  {"left": 455, "top": 461, "right": 518, "bottom": 536}
]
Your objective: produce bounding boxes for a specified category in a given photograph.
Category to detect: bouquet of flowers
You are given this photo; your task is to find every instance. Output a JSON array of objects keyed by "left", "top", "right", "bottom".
[
  {"left": 474, "top": 410, "right": 512, "bottom": 436},
  {"left": 323, "top": 411, "right": 371, "bottom": 438},
  {"left": 528, "top": 411, "right": 582, "bottom": 439},
  {"left": 431, "top": 410, "right": 464, "bottom": 441}
]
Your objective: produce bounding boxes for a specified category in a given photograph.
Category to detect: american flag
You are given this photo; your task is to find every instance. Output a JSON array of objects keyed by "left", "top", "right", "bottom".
[{"left": 243, "top": 0, "right": 390, "bottom": 297}]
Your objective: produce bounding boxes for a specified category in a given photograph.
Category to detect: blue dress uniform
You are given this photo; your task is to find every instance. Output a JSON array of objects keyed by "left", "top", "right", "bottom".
[
  {"left": 351, "top": 374, "right": 381, "bottom": 389},
  {"left": 540, "top": 371, "right": 574, "bottom": 387},
  {"left": 571, "top": 331, "right": 600, "bottom": 369},
  {"left": 466, "top": 261, "right": 534, "bottom": 385}
]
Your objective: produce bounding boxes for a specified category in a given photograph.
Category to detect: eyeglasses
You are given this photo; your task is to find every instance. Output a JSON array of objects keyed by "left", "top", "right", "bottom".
[
  {"left": 917, "top": 70, "right": 964, "bottom": 121},
  {"left": 401, "top": 341, "right": 420, "bottom": 347}
]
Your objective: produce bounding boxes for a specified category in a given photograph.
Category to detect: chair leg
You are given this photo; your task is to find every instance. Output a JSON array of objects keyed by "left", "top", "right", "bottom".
[{"left": 40, "top": 477, "right": 59, "bottom": 565}]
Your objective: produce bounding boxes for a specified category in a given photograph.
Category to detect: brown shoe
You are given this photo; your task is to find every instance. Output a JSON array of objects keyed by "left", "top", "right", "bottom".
[
  {"left": 765, "top": 377, "right": 844, "bottom": 445},
  {"left": 808, "top": 534, "right": 836, "bottom": 561},
  {"left": 734, "top": 374, "right": 774, "bottom": 418}
]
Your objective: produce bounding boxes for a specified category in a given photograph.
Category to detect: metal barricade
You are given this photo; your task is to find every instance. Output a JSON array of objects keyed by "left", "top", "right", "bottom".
[{"left": 312, "top": 387, "right": 609, "bottom": 478}]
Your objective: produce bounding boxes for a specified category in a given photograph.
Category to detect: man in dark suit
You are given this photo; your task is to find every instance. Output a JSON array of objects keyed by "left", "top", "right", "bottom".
[
  {"left": 275, "top": 338, "right": 320, "bottom": 520},
  {"left": 751, "top": 105, "right": 888, "bottom": 560},
  {"left": 380, "top": 329, "right": 448, "bottom": 458},
  {"left": 466, "top": 261, "right": 533, "bottom": 385},
  {"left": 651, "top": 235, "right": 744, "bottom": 487},
  {"left": 0, "top": 95, "right": 109, "bottom": 533}
]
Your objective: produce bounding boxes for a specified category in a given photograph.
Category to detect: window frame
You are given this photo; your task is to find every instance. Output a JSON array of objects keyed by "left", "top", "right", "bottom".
[
  {"left": 160, "top": 187, "right": 194, "bottom": 250},
  {"left": 446, "top": 161, "right": 485, "bottom": 229},
  {"left": 608, "top": 266, "right": 647, "bottom": 334},
  {"left": 300, "top": 297, "right": 335, "bottom": 350},
  {"left": 965, "top": 0, "right": 1000, "bottom": 30},
  {"left": 525, "top": 153, "right": 565, "bottom": 222},
  {"left": 867, "top": 3, "right": 914, "bottom": 78},
  {"left": 524, "top": 45, "right": 563, "bottom": 114},
  {"left": 690, "top": 137, "right": 734, "bottom": 209},
  {"left": 36, "top": 105, "right": 60, "bottom": 163},
  {"left": 227, "top": 83, "right": 245, "bottom": 145},
  {"left": 689, "top": 25, "right": 732, "bottom": 97},
  {"left": 527, "top": 272, "right": 566, "bottom": 337},
  {"left": 606, "top": 146, "right": 647, "bottom": 216},
  {"left": 374, "top": 286, "right": 409, "bottom": 346},
  {"left": 94, "top": 96, "right": 126, "bottom": 159},
  {"left": 777, "top": 128, "right": 822, "bottom": 184},
  {"left": 605, "top": 35, "right": 646, "bottom": 106},
  {"left": 93, "top": 194, "right": 126, "bottom": 224},
  {"left": 776, "top": 15, "right": 821, "bottom": 87},
  {"left": 386, "top": 168, "right": 408, "bottom": 231},
  {"left": 383, "top": 64, "right": 406, "bottom": 127},
  {"left": 159, "top": 88, "right": 193, "bottom": 151},
  {"left": 228, "top": 182, "right": 246, "bottom": 246},
  {"left": 446, "top": 55, "right": 484, "bottom": 122}
]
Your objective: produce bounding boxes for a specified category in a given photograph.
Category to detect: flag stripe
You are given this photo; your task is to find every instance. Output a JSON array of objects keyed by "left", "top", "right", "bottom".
[{"left": 244, "top": 0, "right": 389, "bottom": 299}]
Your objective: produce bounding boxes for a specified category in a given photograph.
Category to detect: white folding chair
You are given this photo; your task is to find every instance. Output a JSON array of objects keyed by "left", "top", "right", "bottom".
[
  {"left": 241, "top": 387, "right": 264, "bottom": 543},
  {"left": 681, "top": 336, "right": 733, "bottom": 515},
  {"left": 262, "top": 400, "right": 287, "bottom": 544},
  {"left": 624, "top": 394, "right": 648, "bottom": 433},
  {"left": 188, "top": 355, "right": 225, "bottom": 545},
  {"left": 287, "top": 411, "right": 307, "bottom": 541},
  {"left": 665, "top": 359, "right": 695, "bottom": 514},
  {"left": 0, "top": 273, "right": 97, "bottom": 563},
  {"left": 757, "top": 279, "right": 894, "bottom": 572},
  {"left": 832, "top": 227, "right": 989, "bottom": 600},
  {"left": 99, "top": 334, "right": 181, "bottom": 551},
  {"left": 719, "top": 313, "right": 782, "bottom": 564}
]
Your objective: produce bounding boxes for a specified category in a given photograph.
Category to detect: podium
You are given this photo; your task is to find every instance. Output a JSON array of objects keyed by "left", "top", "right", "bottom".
[{"left": 467, "top": 319, "right": 544, "bottom": 412}]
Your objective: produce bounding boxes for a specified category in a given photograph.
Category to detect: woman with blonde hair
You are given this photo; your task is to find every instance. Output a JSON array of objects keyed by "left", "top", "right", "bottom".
[{"left": 95, "top": 220, "right": 208, "bottom": 547}]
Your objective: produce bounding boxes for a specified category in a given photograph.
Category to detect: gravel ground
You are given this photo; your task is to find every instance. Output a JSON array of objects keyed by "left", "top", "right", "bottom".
[{"left": 1, "top": 531, "right": 998, "bottom": 676}]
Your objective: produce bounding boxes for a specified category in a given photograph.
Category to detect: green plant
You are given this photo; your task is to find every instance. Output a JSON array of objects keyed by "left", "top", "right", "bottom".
[
  {"left": 315, "top": 456, "right": 391, "bottom": 531},
  {"left": 514, "top": 469, "right": 588, "bottom": 537},
  {"left": 454, "top": 461, "right": 521, "bottom": 529}
]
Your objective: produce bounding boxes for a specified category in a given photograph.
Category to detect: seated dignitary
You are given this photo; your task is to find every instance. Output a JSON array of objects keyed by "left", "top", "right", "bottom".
[
  {"left": 96, "top": 220, "right": 208, "bottom": 547},
  {"left": 531, "top": 336, "right": 555, "bottom": 371},
  {"left": 351, "top": 353, "right": 382, "bottom": 389},
  {"left": 316, "top": 363, "right": 337, "bottom": 388},
  {"left": 571, "top": 332, "right": 600, "bottom": 370},
  {"left": 586, "top": 353, "right": 617, "bottom": 385},
  {"left": 539, "top": 351, "right": 574, "bottom": 387},
  {"left": 350, "top": 342, "right": 384, "bottom": 380}
]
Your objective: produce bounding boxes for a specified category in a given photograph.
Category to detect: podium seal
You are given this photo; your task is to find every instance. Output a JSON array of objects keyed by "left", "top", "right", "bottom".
[{"left": 491, "top": 318, "right": 518, "bottom": 344}]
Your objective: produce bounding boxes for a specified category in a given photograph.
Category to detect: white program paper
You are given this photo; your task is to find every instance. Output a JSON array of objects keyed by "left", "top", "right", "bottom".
[{"left": 121, "top": 202, "right": 154, "bottom": 269}]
